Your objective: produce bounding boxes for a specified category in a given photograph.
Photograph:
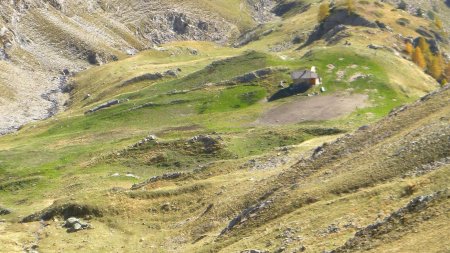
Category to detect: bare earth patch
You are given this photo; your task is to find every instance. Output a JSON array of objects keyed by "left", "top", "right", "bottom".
[{"left": 256, "top": 94, "right": 368, "bottom": 125}]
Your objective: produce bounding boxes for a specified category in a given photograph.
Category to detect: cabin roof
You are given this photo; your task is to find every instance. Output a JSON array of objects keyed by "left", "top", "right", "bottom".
[{"left": 291, "top": 70, "right": 319, "bottom": 80}]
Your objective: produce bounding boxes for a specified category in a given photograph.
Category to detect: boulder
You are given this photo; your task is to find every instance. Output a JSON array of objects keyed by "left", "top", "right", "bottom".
[
  {"left": 171, "top": 13, "right": 189, "bottom": 34},
  {"left": 0, "top": 207, "right": 11, "bottom": 215},
  {"left": 64, "top": 217, "right": 91, "bottom": 233}
]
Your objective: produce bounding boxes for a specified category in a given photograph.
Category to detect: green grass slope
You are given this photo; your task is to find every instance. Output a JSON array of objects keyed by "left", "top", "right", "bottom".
[{"left": 0, "top": 1, "right": 448, "bottom": 252}]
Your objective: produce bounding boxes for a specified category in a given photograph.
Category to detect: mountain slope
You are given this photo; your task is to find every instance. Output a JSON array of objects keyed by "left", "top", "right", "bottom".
[
  {"left": 0, "top": 0, "right": 275, "bottom": 135},
  {"left": 0, "top": 0, "right": 449, "bottom": 252}
]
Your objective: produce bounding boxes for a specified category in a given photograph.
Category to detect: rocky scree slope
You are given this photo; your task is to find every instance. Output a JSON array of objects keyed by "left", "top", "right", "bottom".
[{"left": 0, "top": 0, "right": 277, "bottom": 135}]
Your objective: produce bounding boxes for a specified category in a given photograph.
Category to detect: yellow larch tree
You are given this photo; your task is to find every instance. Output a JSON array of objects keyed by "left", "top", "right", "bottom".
[
  {"left": 429, "top": 55, "right": 443, "bottom": 80},
  {"left": 404, "top": 41, "right": 414, "bottom": 56},
  {"left": 412, "top": 47, "right": 427, "bottom": 69},
  {"left": 318, "top": 1, "right": 330, "bottom": 22}
]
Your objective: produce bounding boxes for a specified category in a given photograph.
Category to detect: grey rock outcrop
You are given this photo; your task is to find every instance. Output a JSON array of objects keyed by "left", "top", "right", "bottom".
[
  {"left": 220, "top": 199, "right": 272, "bottom": 236},
  {"left": 121, "top": 69, "right": 179, "bottom": 87},
  {"left": 303, "top": 9, "right": 378, "bottom": 46},
  {"left": 85, "top": 100, "right": 120, "bottom": 114}
]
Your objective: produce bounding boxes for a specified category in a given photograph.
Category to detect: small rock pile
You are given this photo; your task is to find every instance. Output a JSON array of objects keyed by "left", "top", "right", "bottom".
[
  {"left": 0, "top": 206, "right": 11, "bottom": 215},
  {"left": 63, "top": 217, "right": 91, "bottom": 233},
  {"left": 187, "top": 135, "right": 223, "bottom": 154},
  {"left": 132, "top": 134, "right": 158, "bottom": 148}
]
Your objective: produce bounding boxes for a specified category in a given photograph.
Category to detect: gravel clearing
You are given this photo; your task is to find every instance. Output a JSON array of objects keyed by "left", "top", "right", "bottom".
[{"left": 256, "top": 94, "right": 368, "bottom": 125}]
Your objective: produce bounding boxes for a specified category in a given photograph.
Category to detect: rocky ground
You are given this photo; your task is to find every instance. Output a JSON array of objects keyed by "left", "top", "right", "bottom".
[{"left": 0, "top": 0, "right": 277, "bottom": 135}]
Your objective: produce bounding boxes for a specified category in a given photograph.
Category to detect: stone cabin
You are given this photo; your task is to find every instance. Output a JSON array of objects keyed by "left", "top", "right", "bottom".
[{"left": 291, "top": 67, "right": 322, "bottom": 86}]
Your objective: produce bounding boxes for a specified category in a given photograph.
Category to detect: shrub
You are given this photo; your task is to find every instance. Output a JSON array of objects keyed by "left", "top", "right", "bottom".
[
  {"left": 416, "top": 8, "right": 424, "bottom": 17},
  {"left": 396, "top": 18, "right": 410, "bottom": 26},
  {"left": 346, "top": 0, "right": 356, "bottom": 14},
  {"left": 402, "top": 182, "right": 417, "bottom": 197},
  {"left": 435, "top": 17, "right": 443, "bottom": 30},
  {"left": 374, "top": 1, "right": 384, "bottom": 7},
  {"left": 318, "top": 1, "right": 330, "bottom": 22},
  {"left": 372, "top": 10, "right": 384, "bottom": 18}
]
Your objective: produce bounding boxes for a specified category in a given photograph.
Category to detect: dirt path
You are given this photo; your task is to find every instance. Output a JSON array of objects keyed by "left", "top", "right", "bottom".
[{"left": 256, "top": 94, "right": 368, "bottom": 125}]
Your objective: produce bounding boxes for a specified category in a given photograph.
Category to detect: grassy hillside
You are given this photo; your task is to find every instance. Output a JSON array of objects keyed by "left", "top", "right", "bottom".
[{"left": 0, "top": 0, "right": 448, "bottom": 252}]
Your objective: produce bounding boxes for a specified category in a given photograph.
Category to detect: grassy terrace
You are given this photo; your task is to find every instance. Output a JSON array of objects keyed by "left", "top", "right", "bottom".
[{"left": 0, "top": 42, "right": 435, "bottom": 212}]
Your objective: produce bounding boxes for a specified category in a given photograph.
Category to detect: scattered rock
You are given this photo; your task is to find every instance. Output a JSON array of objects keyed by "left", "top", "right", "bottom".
[
  {"left": 0, "top": 207, "right": 11, "bottom": 215},
  {"left": 187, "top": 135, "right": 223, "bottom": 154},
  {"left": 125, "top": 48, "right": 138, "bottom": 55},
  {"left": 122, "top": 73, "right": 164, "bottom": 86},
  {"left": 21, "top": 203, "right": 103, "bottom": 222},
  {"left": 220, "top": 199, "right": 272, "bottom": 235},
  {"left": 85, "top": 100, "right": 120, "bottom": 114},
  {"left": 368, "top": 44, "right": 383, "bottom": 50},
  {"left": 326, "top": 224, "right": 340, "bottom": 234},
  {"left": 131, "top": 134, "right": 158, "bottom": 148},
  {"left": 241, "top": 250, "right": 268, "bottom": 253},
  {"left": 336, "top": 70, "right": 345, "bottom": 81},
  {"left": 348, "top": 73, "right": 371, "bottom": 82},
  {"left": 125, "top": 173, "right": 139, "bottom": 179},
  {"left": 404, "top": 157, "right": 450, "bottom": 177},
  {"left": 242, "top": 155, "right": 290, "bottom": 170},
  {"left": 218, "top": 67, "right": 287, "bottom": 86},
  {"left": 323, "top": 24, "right": 350, "bottom": 45},
  {"left": 312, "top": 146, "right": 325, "bottom": 159},
  {"left": 131, "top": 172, "right": 184, "bottom": 190},
  {"left": 160, "top": 202, "right": 178, "bottom": 212},
  {"left": 64, "top": 217, "right": 91, "bottom": 233},
  {"left": 24, "top": 244, "right": 39, "bottom": 253},
  {"left": 358, "top": 125, "right": 370, "bottom": 131},
  {"left": 164, "top": 69, "right": 178, "bottom": 77}
]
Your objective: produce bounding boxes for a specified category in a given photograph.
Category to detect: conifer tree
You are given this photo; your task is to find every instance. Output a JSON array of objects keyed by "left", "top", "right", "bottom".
[{"left": 412, "top": 47, "right": 426, "bottom": 69}]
